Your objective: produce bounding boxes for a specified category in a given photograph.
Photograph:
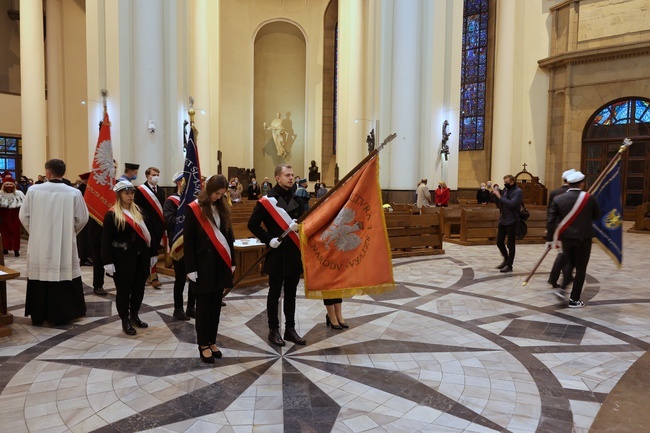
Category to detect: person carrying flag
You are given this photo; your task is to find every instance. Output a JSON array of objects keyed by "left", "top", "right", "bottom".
[
  {"left": 248, "top": 164, "right": 307, "bottom": 347},
  {"left": 546, "top": 171, "right": 600, "bottom": 308}
]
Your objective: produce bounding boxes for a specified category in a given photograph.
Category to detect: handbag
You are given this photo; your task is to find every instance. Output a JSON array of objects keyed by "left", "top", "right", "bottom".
[
  {"left": 515, "top": 218, "right": 528, "bottom": 240},
  {"left": 519, "top": 204, "right": 530, "bottom": 221}
]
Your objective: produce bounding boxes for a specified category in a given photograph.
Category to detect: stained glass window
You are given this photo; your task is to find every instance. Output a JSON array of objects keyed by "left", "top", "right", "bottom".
[
  {"left": 0, "top": 135, "right": 22, "bottom": 180},
  {"left": 459, "top": 0, "right": 490, "bottom": 151},
  {"left": 585, "top": 98, "right": 650, "bottom": 139}
]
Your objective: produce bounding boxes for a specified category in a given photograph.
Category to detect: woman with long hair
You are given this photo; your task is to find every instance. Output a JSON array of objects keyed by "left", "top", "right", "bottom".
[
  {"left": 102, "top": 181, "right": 158, "bottom": 335},
  {"left": 434, "top": 181, "right": 450, "bottom": 207},
  {"left": 184, "top": 174, "right": 235, "bottom": 363}
]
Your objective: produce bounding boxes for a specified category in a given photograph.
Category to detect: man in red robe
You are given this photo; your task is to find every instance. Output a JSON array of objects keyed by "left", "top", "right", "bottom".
[{"left": 0, "top": 174, "right": 25, "bottom": 256}]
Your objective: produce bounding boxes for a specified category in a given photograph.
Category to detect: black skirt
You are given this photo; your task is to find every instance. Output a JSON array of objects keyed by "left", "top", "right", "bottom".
[{"left": 25, "top": 277, "right": 87, "bottom": 325}]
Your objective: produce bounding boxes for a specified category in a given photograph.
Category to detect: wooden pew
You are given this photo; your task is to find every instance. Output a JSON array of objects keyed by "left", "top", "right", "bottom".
[
  {"left": 630, "top": 203, "right": 650, "bottom": 232},
  {"left": 520, "top": 208, "right": 547, "bottom": 244},
  {"left": 0, "top": 235, "right": 19, "bottom": 337},
  {"left": 385, "top": 212, "right": 444, "bottom": 257}
]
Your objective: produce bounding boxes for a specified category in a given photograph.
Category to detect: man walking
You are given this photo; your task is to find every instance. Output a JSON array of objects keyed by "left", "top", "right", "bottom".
[
  {"left": 547, "top": 169, "right": 575, "bottom": 289},
  {"left": 546, "top": 171, "right": 600, "bottom": 308},
  {"left": 492, "top": 174, "right": 523, "bottom": 273},
  {"left": 248, "top": 164, "right": 307, "bottom": 347}
]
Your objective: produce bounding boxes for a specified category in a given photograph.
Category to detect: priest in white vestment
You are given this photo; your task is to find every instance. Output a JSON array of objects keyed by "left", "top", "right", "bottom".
[{"left": 19, "top": 159, "right": 89, "bottom": 325}]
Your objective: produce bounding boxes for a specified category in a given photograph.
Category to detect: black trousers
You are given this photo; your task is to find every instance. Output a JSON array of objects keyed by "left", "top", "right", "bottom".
[
  {"left": 87, "top": 218, "right": 104, "bottom": 289},
  {"left": 496, "top": 223, "right": 516, "bottom": 267},
  {"left": 548, "top": 252, "right": 571, "bottom": 286},
  {"left": 267, "top": 273, "right": 300, "bottom": 329},
  {"left": 194, "top": 290, "right": 224, "bottom": 346},
  {"left": 114, "top": 253, "right": 149, "bottom": 318},
  {"left": 172, "top": 258, "right": 194, "bottom": 310},
  {"left": 562, "top": 238, "right": 592, "bottom": 302}
]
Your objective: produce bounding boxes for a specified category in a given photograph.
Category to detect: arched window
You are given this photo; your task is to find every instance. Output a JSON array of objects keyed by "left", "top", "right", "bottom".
[{"left": 585, "top": 98, "right": 650, "bottom": 139}]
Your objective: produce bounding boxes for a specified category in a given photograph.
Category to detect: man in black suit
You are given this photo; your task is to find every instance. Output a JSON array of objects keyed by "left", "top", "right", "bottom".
[
  {"left": 546, "top": 171, "right": 600, "bottom": 308},
  {"left": 134, "top": 167, "right": 166, "bottom": 289},
  {"left": 547, "top": 169, "right": 575, "bottom": 289},
  {"left": 248, "top": 164, "right": 307, "bottom": 347}
]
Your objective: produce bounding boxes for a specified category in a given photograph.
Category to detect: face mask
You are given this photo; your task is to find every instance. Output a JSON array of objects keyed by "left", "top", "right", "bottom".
[
  {"left": 149, "top": 175, "right": 160, "bottom": 185},
  {"left": 505, "top": 182, "right": 514, "bottom": 189},
  {"left": 481, "top": 186, "right": 486, "bottom": 190},
  {"left": 487, "top": 183, "right": 492, "bottom": 187},
  {"left": 130, "top": 174, "right": 138, "bottom": 181},
  {"left": 252, "top": 181, "right": 257, "bottom": 185}
]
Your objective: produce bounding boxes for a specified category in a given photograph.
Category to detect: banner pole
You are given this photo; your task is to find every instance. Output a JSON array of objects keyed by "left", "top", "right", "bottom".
[
  {"left": 224, "top": 133, "right": 397, "bottom": 297},
  {"left": 522, "top": 137, "right": 632, "bottom": 286}
]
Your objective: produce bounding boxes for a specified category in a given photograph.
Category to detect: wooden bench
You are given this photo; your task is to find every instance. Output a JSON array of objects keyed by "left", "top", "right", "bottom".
[
  {"left": 0, "top": 235, "right": 19, "bottom": 337},
  {"left": 630, "top": 203, "right": 650, "bottom": 233},
  {"left": 384, "top": 213, "right": 444, "bottom": 257},
  {"left": 520, "top": 208, "right": 547, "bottom": 244}
]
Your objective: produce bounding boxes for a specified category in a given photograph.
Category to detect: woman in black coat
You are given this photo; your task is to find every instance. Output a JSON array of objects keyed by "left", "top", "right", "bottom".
[
  {"left": 184, "top": 175, "right": 235, "bottom": 363},
  {"left": 102, "top": 181, "right": 158, "bottom": 335}
]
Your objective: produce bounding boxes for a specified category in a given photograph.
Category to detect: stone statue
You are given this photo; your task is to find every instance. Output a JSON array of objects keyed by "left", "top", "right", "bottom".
[
  {"left": 308, "top": 160, "right": 320, "bottom": 181},
  {"left": 264, "top": 113, "right": 288, "bottom": 157}
]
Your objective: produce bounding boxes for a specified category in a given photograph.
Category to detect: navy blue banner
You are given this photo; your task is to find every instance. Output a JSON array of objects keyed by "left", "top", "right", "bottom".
[{"left": 591, "top": 158, "right": 623, "bottom": 267}]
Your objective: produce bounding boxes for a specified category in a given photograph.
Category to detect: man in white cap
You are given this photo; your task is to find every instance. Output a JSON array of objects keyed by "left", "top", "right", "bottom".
[
  {"left": 546, "top": 170, "right": 600, "bottom": 308},
  {"left": 546, "top": 169, "right": 576, "bottom": 289}
]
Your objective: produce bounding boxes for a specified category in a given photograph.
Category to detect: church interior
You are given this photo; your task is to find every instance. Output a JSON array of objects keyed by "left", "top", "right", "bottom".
[{"left": 1, "top": 0, "right": 650, "bottom": 431}]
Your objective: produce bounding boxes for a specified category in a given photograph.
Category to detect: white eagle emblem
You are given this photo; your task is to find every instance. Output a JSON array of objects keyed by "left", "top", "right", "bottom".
[
  {"left": 320, "top": 207, "right": 362, "bottom": 251},
  {"left": 92, "top": 140, "right": 115, "bottom": 186}
]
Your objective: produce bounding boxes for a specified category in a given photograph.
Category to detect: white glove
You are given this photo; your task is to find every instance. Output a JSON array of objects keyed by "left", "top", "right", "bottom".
[
  {"left": 269, "top": 237, "right": 282, "bottom": 248},
  {"left": 187, "top": 272, "right": 197, "bottom": 282},
  {"left": 545, "top": 241, "right": 559, "bottom": 250},
  {"left": 289, "top": 219, "right": 300, "bottom": 232},
  {"left": 104, "top": 264, "right": 115, "bottom": 276},
  {"left": 150, "top": 256, "right": 158, "bottom": 268},
  {"left": 231, "top": 266, "right": 236, "bottom": 274}
]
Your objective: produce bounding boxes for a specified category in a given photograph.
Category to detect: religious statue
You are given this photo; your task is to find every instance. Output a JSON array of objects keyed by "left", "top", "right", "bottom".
[
  {"left": 308, "top": 160, "right": 320, "bottom": 181},
  {"left": 264, "top": 113, "right": 288, "bottom": 157},
  {"left": 441, "top": 120, "right": 451, "bottom": 161}
]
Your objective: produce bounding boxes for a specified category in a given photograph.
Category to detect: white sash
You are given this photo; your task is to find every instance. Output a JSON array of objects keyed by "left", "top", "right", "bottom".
[
  {"left": 553, "top": 191, "right": 589, "bottom": 242},
  {"left": 137, "top": 184, "right": 164, "bottom": 222},
  {"left": 123, "top": 209, "right": 152, "bottom": 246},
  {"left": 259, "top": 196, "right": 300, "bottom": 248}
]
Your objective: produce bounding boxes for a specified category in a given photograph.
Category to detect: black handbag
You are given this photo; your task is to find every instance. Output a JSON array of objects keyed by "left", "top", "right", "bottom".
[
  {"left": 519, "top": 204, "right": 530, "bottom": 221},
  {"left": 515, "top": 218, "right": 528, "bottom": 240}
]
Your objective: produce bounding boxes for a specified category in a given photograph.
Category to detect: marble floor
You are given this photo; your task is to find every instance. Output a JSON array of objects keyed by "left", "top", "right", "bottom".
[{"left": 1, "top": 223, "right": 649, "bottom": 433}]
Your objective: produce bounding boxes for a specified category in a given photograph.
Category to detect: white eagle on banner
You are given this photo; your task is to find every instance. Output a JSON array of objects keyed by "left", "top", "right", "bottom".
[
  {"left": 92, "top": 140, "right": 115, "bottom": 186},
  {"left": 320, "top": 207, "right": 363, "bottom": 252}
]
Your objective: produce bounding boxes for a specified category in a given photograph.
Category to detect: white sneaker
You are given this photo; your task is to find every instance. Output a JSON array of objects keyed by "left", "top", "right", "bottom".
[{"left": 568, "top": 299, "right": 585, "bottom": 308}]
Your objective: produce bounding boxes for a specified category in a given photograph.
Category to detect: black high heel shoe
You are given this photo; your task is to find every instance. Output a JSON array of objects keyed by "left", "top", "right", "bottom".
[
  {"left": 209, "top": 344, "right": 222, "bottom": 359},
  {"left": 326, "top": 314, "right": 343, "bottom": 330},
  {"left": 337, "top": 320, "right": 349, "bottom": 329},
  {"left": 199, "top": 346, "right": 215, "bottom": 364}
]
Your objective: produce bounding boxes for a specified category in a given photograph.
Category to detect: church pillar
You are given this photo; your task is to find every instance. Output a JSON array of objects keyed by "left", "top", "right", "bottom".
[
  {"left": 20, "top": 0, "right": 47, "bottom": 177},
  {"left": 132, "top": 0, "right": 166, "bottom": 176},
  {"left": 491, "top": 0, "right": 516, "bottom": 179},
  {"left": 192, "top": 0, "right": 213, "bottom": 172},
  {"left": 45, "top": 0, "right": 64, "bottom": 161}
]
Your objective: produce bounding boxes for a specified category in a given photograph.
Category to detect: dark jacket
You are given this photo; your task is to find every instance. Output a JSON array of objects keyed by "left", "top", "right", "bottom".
[
  {"left": 248, "top": 184, "right": 306, "bottom": 276},
  {"left": 101, "top": 211, "right": 157, "bottom": 279},
  {"left": 134, "top": 182, "right": 166, "bottom": 247},
  {"left": 163, "top": 193, "right": 180, "bottom": 241},
  {"left": 476, "top": 188, "right": 490, "bottom": 204},
  {"left": 547, "top": 189, "right": 600, "bottom": 241},
  {"left": 247, "top": 183, "right": 261, "bottom": 200},
  {"left": 548, "top": 184, "right": 569, "bottom": 205},
  {"left": 494, "top": 185, "right": 523, "bottom": 225},
  {"left": 183, "top": 205, "right": 235, "bottom": 294}
]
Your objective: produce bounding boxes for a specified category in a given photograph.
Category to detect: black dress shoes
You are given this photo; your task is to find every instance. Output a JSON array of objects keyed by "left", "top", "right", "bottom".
[
  {"left": 93, "top": 287, "right": 108, "bottom": 296},
  {"left": 14, "top": 250, "right": 20, "bottom": 257},
  {"left": 496, "top": 260, "right": 508, "bottom": 269},
  {"left": 221, "top": 301, "right": 226, "bottom": 307},
  {"left": 186, "top": 308, "right": 196, "bottom": 318},
  {"left": 500, "top": 265, "right": 513, "bottom": 273},
  {"left": 268, "top": 329, "right": 286, "bottom": 347},
  {"left": 284, "top": 328, "right": 306, "bottom": 345},
  {"left": 547, "top": 280, "right": 560, "bottom": 289},
  {"left": 209, "top": 344, "right": 222, "bottom": 359},
  {"left": 325, "top": 314, "right": 343, "bottom": 330},
  {"left": 130, "top": 314, "right": 148, "bottom": 328},
  {"left": 199, "top": 346, "right": 215, "bottom": 364},
  {"left": 173, "top": 309, "right": 190, "bottom": 321},
  {"left": 121, "top": 317, "right": 136, "bottom": 335}
]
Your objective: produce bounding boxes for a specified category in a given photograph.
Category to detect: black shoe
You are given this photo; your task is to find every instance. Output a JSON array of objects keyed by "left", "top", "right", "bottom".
[
  {"left": 186, "top": 308, "right": 195, "bottom": 318},
  {"left": 326, "top": 314, "right": 343, "bottom": 330},
  {"left": 199, "top": 346, "right": 215, "bottom": 364},
  {"left": 547, "top": 280, "right": 560, "bottom": 289},
  {"left": 209, "top": 344, "right": 222, "bottom": 359},
  {"left": 121, "top": 317, "right": 136, "bottom": 335},
  {"left": 221, "top": 301, "right": 226, "bottom": 307},
  {"left": 284, "top": 328, "right": 306, "bottom": 345},
  {"left": 2, "top": 249, "right": 7, "bottom": 255},
  {"left": 338, "top": 321, "right": 349, "bottom": 329},
  {"left": 81, "top": 260, "right": 93, "bottom": 266},
  {"left": 500, "top": 265, "right": 513, "bottom": 273},
  {"left": 496, "top": 260, "right": 507, "bottom": 269},
  {"left": 173, "top": 309, "right": 190, "bottom": 321},
  {"left": 562, "top": 276, "right": 574, "bottom": 288},
  {"left": 14, "top": 250, "right": 20, "bottom": 257},
  {"left": 268, "top": 329, "right": 285, "bottom": 347},
  {"left": 130, "top": 314, "right": 148, "bottom": 328},
  {"left": 93, "top": 287, "right": 108, "bottom": 296}
]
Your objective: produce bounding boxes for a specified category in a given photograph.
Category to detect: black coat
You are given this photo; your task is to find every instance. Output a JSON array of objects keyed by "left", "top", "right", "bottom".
[
  {"left": 101, "top": 211, "right": 157, "bottom": 279},
  {"left": 163, "top": 193, "right": 180, "bottom": 241},
  {"left": 134, "top": 182, "right": 166, "bottom": 247},
  {"left": 248, "top": 185, "right": 305, "bottom": 276},
  {"left": 183, "top": 205, "right": 235, "bottom": 294},
  {"left": 548, "top": 184, "right": 569, "bottom": 205},
  {"left": 547, "top": 189, "right": 601, "bottom": 241},
  {"left": 247, "top": 184, "right": 261, "bottom": 200}
]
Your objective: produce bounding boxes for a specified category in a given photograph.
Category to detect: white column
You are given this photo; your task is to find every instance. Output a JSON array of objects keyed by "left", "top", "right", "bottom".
[
  {"left": 20, "top": 0, "right": 48, "bottom": 177},
  {"left": 388, "top": 0, "right": 422, "bottom": 189},
  {"left": 192, "top": 0, "right": 213, "bottom": 173},
  {"left": 491, "top": 0, "right": 516, "bottom": 179},
  {"left": 45, "top": 0, "right": 64, "bottom": 160},
  {"left": 132, "top": 0, "right": 165, "bottom": 179}
]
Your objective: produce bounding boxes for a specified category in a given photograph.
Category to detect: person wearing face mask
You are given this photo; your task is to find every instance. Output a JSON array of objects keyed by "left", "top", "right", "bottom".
[
  {"left": 476, "top": 183, "right": 490, "bottom": 204},
  {"left": 18, "top": 176, "right": 31, "bottom": 194},
  {"left": 134, "top": 167, "right": 166, "bottom": 289},
  {"left": 491, "top": 174, "right": 523, "bottom": 273},
  {"left": 434, "top": 181, "right": 450, "bottom": 207},
  {"left": 0, "top": 174, "right": 25, "bottom": 256},
  {"left": 118, "top": 163, "right": 139, "bottom": 182},
  {"left": 261, "top": 177, "right": 272, "bottom": 196},
  {"left": 247, "top": 177, "right": 261, "bottom": 200}
]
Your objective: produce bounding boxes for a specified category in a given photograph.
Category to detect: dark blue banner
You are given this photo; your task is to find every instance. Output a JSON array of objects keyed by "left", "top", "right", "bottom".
[
  {"left": 171, "top": 126, "right": 202, "bottom": 258},
  {"left": 591, "top": 158, "right": 623, "bottom": 267}
]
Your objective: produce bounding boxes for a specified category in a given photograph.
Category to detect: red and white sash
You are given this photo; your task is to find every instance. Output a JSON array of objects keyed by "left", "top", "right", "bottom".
[
  {"left": 259, "top": 196, "right": 300, "bottom": 248},
  {"left": 188, "top": 200, "right": 232, "bottom": 268},
  {"left": 553, "top": 191, "right": 589, "bottom": 242},
  {"left": 137, "top": 185, "right": 164, "bottom": 223},
  {"left": 123, "top": 209, "right": 152, "bottom": 247},
  {"left": 166, "top": 194, "right": 180, "bottom": 207}
]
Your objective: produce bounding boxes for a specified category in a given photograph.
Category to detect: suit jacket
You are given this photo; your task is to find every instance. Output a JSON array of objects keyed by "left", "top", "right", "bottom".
[
  {"left": 163, "top": 193, "right": 180, "bottom": 241},
  {"left": 548, "top": 184, "right": 569, "bottom": 205},
  {"left": 494, "top": 185, "right": 523, "bottom": 225},
  {"left": 101, "top": 211, "right": 157, "bottom": 280},
  {"left": 183, "top": 205, "right": 235, "bottom": 294},
  {"left": 546, "top": 189, "right": 601, "bottom": 241},
  {"left": 248, "top": 185, "right": 306, "bottom": 276},
  {"left": 134, "top": 182, "right": 166, "bottom": 246}
]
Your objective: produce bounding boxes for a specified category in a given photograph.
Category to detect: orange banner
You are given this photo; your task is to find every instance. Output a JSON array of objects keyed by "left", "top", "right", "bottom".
[
  {"left": 84, "top": 111, "right": 116, "bottom": 224},
  {"left": 300, "top": 156, "right": 394, "bottom": 299}
]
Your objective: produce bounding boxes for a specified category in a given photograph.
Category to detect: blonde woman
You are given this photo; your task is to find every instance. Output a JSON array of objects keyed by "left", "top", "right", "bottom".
[
  {"left": 102, "top": 181, "right": 158, "bottom": 335},
  {"left": 434, "top": 181, "right": 450, "bottom": 207}
]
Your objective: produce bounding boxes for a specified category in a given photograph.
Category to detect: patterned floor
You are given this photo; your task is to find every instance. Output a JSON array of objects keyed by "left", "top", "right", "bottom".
[{"left": 1, "top": 223, "right": 649, "bottom": 433}]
